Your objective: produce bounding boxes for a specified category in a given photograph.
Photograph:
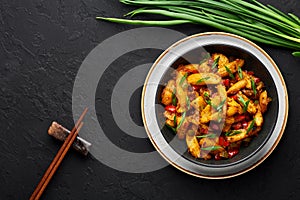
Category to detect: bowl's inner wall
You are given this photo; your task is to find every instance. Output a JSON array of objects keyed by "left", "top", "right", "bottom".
[{"left": 155, "top": 44, "right": 279, "bottom": 167}]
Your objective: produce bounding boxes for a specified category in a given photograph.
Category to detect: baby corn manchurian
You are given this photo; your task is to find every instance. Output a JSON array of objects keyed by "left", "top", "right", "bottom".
[{"left": 161, "top": 52, "right": 271, "bottom": 160}]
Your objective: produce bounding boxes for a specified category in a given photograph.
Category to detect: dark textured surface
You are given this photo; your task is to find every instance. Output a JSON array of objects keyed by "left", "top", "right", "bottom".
[{"left": 1, "top": 0, "right": 300, "bottom": 199}]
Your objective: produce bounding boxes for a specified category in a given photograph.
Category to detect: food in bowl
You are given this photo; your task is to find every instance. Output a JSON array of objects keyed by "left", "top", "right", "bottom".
[
  {"left": 142, "top": 32, "right": 287, "bottom": 178},
  {"left": 161, "top": 52, "right": 272, "bottom": 160}
]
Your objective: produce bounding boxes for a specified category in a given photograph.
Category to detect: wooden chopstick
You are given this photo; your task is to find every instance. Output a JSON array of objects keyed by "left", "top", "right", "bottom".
[
  {"left": 30, "top": 108, "right": 88, "bottom": 200},
  {"left": 34, "top": 122, "right": 84, "bottom": 199}
]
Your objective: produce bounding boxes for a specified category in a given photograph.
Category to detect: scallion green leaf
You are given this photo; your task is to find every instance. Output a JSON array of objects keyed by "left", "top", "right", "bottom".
[
  {"left": 204, "top": 92, "right": 210, "bottom": 98},
  {"left": 196, "top": 134, "right": 217, "bottom": 138},
  {"left": 246, "top": 118, "right": 256, "bottom": 134},
  {"left": 225, "top": 65, "right": 235, "bottom": 79},
  {"left": 186, "top": 96, "right": 190, "bottom": 110},
  {"left": 199, "top": 53, "right": 211, "bottom": 65},
  {"left": 244, "top": 100, "right": 250, "bottom": 113},
  {"left": 165, "top": 123, "right": 176, "bottom": 133},
  {"left": 196, "top": 77, "right": 210, "bottom": 84},
  {"left": 201, "top": 146, "right": 222, "bottom": 151},
  {"left": 217, "top": 114, "right": 223, "bottom": 123},
  {"left": 292, "top": 51, "right": 300, "bottom": 57},
  {"left": 204, "top": 92, "right": 211, "bottom": 105},
  {"left": 238, "top": 95, "right": 250, "bottom": 113},
  {"left": 204, "top": 93, "right": 211, "bottom": 105},
  {"left": 173, "top": 115, "right": 177, "bottom": 127},
  {"left": 97, "top": 0, "right": 300, "bottom": 56},
  {"left": 172, "top": 88, "right": 177, "bottom": 106},
  {"left": 212, "top": 98, "right": 226, "bottom": 112},
  {"left": 176, "top": 111, "right": 186, "bottom": 130},
  {"left": 212, "top": 56, "right": 220, "bottom": 69},
  {"left": 251, "top": 77, "right": 257, "bottom": 96},
  {"left": 238, "top": 66, "right": 243, "bottom": 79},
  {"left": 179, "top": 73, "right": 188, "bottom": 86},
  {"left": 225, "top": 130, "right": 242, "bottom": 136}
]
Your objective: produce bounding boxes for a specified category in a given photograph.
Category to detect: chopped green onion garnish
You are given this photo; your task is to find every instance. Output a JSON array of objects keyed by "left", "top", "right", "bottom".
[
  {"left": 225, "top": 130, "right": 242, "bottom": 136},
  {"left": 247, "top": 118, "right": 256, "bottom": 134},
  {"left": 204, "top": 92, "right": 211, "bottom": 105},
  {"left": 238, "top": 66, "right": 243, "bottom": 79},
  {"left": 225, "top": 65, "right": 235, "bottom": 79},
  {"left": 196, "top": 77, "right": 210, "bottom": 84},
  {"left": 199, "top": 53, "right": 211, "bottom": 65},
  {"left": 217, "top": 114, "right": 223, "bottom": 123},
  {"left": 201, "top": 146, "right": 222, "bottom": 151},
  {"left": 204, "top": 92, "right": 209, "bottom": 98},
  {"left": 172, "top": 88, "right": 177, "bottom": 106},
  {"left": 176, "top": 111, "right": 186, "bottom": 130},
  {"left": 165, "top": 123, "right": 176, "bottom": 133},
  {"left": 186, "top": 96, "right": 190, "bottom": 110},
  {"left": 251, "top": 77, "right": 257, "bottom": 96},
  {"left": 206, "top": 100, "right": 211, "bottom": 105},
  {"left": 211, "top": 56, "right": 220, "bottom": 69},
  {"left": 173, "top": 115, "right": 177, "bottom": 126},
  {"left": 244, "top": 100, "right": 250, "bottom": 113},
  {"left": 179, "top": 73, "right": 188, "bottom": 86},
  {"left": 182, "top": 83, "right": 188, "bottom": 89},
  {"left": 238, "top": 95, "right": 250, "bottom": 113},
  {"left": 213, "top": 98, "right": 226, "bottom": 112},
  {"left": 196, "top": 134, "right": 217, "bottom": 138},
  {"left": 205, "top": 98, "right": 211, "bottom": 105}
]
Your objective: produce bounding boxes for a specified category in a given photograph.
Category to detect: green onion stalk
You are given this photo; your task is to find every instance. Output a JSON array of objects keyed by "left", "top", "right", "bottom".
[{"left": 96, "top": 0, "right": 300, "bottom": 57}]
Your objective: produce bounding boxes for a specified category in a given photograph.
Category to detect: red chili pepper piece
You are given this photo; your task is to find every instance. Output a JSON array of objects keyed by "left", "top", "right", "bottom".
[
  {"left": 184, "top": 69, "right": 198, "bottom": 74},
  {"left": 247, "top": 71, "right": 254, "bottom": 75},
  {"left": 232, "top": 95, "right": 238, "bottom": 101},
  {"left": 223, "top": 79, "right": 230, "bottom": 87},
  {"left": 228, "top": 148, "right": 239, "bottom": 158},
  {"left": 219, "top": 136, "right": 229, "bottom": 147},
  {"left": 232, "top": 122, "right": 242, "bottom": 130},
  {"left": 165, "top": 105, "right": 176, "bottom": 113},
  {"left": 200, "top": 128, "right": 208, "bottom": 134},
  {"left": 215, "top": 153, "right": 221, "bottom": 160},
  {"left": 254, "top": 77, "right": 260, "bottom": 83},
  {"left": 242, "top": 121, "right": 248, "bottom": 129},
  {"left": 192, "top": 85, "right": 200, "bottom": 91},
  {"left": 235, "top": 73, "right": 240, "bottom": 80},
  {"left": 235, "top": 114, "right": 246, "bottom": 122}
]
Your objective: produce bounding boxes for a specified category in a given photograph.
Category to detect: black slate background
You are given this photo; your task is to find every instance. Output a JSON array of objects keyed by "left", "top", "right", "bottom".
[{"left": 1, "top": 0, "right": 300, "bottom": 199}]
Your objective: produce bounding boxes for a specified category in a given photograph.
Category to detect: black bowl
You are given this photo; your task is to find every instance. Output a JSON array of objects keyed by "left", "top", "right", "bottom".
[{"left": 142, "top": 32, "right": 288, "bottom": 178}]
